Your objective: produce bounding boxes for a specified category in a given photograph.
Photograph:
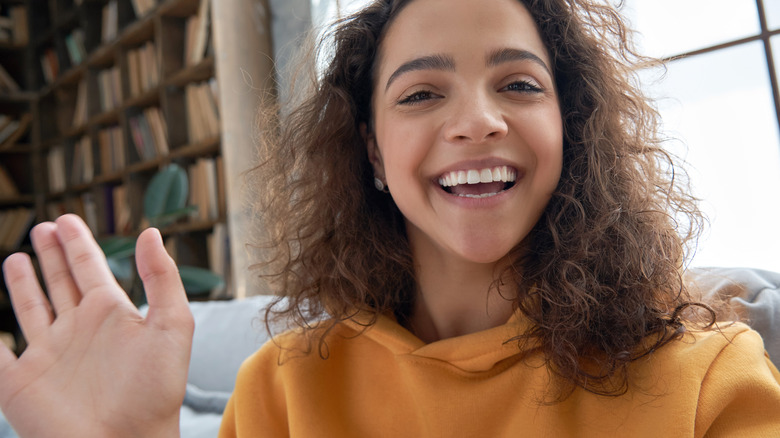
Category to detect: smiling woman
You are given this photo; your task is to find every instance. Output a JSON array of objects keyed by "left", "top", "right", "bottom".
[
  {"left": 1, "top": 0, "right": 780, "bottom": 437},
  {"left": 235, "top": 0, "right": 780, "bottom": 434}
]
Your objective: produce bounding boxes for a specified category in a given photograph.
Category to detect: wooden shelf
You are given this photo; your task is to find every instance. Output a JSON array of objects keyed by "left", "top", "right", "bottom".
[{"left": 1, "top": 0, "right": 275, "bottom": 301}]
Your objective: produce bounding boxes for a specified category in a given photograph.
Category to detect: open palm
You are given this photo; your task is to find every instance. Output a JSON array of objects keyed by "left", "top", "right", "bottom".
[{"left": 0, "top": 214, "right": 194, "bottom": 438}]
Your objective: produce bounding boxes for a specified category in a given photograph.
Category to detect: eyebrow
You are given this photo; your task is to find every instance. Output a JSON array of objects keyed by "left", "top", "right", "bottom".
[
  {"left": 384, "top": 48, "right": 552, "bottom": 92},
  {"left": 385, "top": 54, "right": 456, "bottom": 91},
  {"left": 486, "top": 48, "right": 551, "bottom": 76}
]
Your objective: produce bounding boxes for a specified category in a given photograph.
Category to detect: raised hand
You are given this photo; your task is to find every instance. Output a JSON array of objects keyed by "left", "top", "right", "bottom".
[{"left": 0, "top": 214, "right": 194, "bottom": 438}]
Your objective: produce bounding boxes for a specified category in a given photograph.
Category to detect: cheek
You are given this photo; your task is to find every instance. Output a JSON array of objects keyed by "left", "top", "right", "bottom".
[
  {"left": 525, "top": 111, "right": 564, "bottom": 187},
  {"left": 378, "top": 119, "right": 435, "bottom": 183}
]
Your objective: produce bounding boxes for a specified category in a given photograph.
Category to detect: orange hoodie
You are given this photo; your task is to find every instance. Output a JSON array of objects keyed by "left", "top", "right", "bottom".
[{"left": 219, "top": 313, "right": 780, "bottom": 437}]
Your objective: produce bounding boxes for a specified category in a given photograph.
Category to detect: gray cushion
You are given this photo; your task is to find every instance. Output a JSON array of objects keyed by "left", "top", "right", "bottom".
[{"left": 688, "top": 267, "right": 780, "bottom": 367}]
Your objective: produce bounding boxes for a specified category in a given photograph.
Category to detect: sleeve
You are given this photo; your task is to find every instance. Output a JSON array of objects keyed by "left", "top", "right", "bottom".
[
  {"left": 695, "top": 329, "right": 780, "bottom": 437},
  {"left": 218, "top": 396, "right": 238, "bottom": 438},
  {"left": 217, "top": 340, "right": 290, "bottom": 438}
]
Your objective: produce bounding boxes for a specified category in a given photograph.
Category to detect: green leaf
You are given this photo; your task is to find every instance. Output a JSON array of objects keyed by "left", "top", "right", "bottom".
[
  {"left": 107, "top": 256, "right": 134, "bottom": 280},
  {"left": 144, "top": 164, "right": 189, "bottom": 221},
  {"left": 178, "top": 265, "right": 224, "bottom": 295},
  {"left": 148, "top": 205, "right": 198, "bottom": 228},
  {"left": 98, "top": 236, "right": 137, "bottom": 259}
]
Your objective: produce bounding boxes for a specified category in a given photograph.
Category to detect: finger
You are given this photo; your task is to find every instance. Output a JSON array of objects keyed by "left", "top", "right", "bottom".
[
  {"left": 135, "top": 228, "right": 192, "bottom": 332},
  {"left": 31, "top": 222, "right": 81, "bottom": 315},
  {"left": 2, "top": 253, "right": 53, "bottom": 344},
  {"left": 54, "top": 214, "right": 122, "bottom": 299},
  {"left": 0, "top": 340, "right": 16, "bottom": 370}
]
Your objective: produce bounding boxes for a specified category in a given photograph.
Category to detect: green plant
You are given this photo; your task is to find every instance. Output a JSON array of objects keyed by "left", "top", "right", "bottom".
[
  {"left": 143, "top": 163, "right": 198, "bottom": 228},
  {"left": 99, "top": 164, "right": 225, "bottom": 301}
]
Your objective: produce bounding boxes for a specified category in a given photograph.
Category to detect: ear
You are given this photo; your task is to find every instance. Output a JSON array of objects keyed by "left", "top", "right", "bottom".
[{"left": 361, "top": 122, "right": 385, "bottom": 180}]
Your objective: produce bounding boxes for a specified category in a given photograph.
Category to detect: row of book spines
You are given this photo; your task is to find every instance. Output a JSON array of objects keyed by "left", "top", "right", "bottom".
[
  {"left": 47, "top": 125, "right": 125, "bottom": 192},
  {"left": 45, "top": 156, "right": 224, "bottom": 235},
  {"left": 40, "top": 31, "right": 88, "bottom": 82},
  {"left": 164, "top": 221, "right": 228, "bottom": 298},
  {"left": 127, "top": 41, "right": 160, "bottom": 97},
  {"left": 183, "top": 0, "right": 210, "bottom": 66},
  {"left": 129, "top": 106, "right": 169, "bottom": 160},
  {"left": 102, "top": 0, "right": 158, "bottom": 43},
  {"left": 188, "top": 155, "right": 225, "bottom": 222},
  {"left": 186, "top": 79, "right": 220, "bottom": 143},
  {"left": 46, "top": 186, "right": 129, "bottom": 236},
  {"left": 98, "top": 66, "right": 122, "bottom": 112},
  {"left": 0, "top": 207, "right": 35, "bottom": 251}
]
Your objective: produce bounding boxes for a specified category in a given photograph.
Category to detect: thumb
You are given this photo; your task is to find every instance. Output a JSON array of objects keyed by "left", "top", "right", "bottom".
[{"left": 135, "top": 228, "right": 192, "bottom": 332}]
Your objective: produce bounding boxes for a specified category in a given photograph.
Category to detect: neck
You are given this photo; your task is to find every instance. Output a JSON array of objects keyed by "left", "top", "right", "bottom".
[{"left": 408, "top": 251, "right": 517, "bottom": 343}]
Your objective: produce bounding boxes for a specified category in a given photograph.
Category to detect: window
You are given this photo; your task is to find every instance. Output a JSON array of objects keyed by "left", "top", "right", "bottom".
[{"left": 625, "top": 0, "right": 780, "bottom": 271}]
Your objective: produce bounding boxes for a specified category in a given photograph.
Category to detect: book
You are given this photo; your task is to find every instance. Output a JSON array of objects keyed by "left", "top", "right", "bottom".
[
  {"left": 188, "top": 157, "right": 219, "bottom": 221},
  {"left": 71, "top": 136, "right": 94, "bottom": 185},
  {"left": 127, "top": 49, "right": 141, "bottom": 96},
  {"left": 40, "top": 48, "right": 59, "bottom": 84},
  {"left": 47, "top": 145, "right": 67, "bottom": 192},
  {"left": 113, "top": 184, "right": 131, "bottom": 234},
  {"left": 184, "top": 14, "right": 201, "bottom": 66},
  {"left": 196, "top": 83, "right": 219, "bottom": 138},
  {"left": 136, "top": 113, "right": 156, "bottom": 159},
  {"left": 98, "top": 125, "right": 125, "bottom": 174},
  {"left": 0, "top": 64, "right": 20, "bottom": 92},
  {"left": 10, "top": 6, "right": 28, "bottom": 45},
  {"left": 143, "top": 107, "right": 169, "bottom": 156},
  {"left": 190, "top": 0, "right": 211, "bottom": 65},
  {"left": 65, "top": 30, "right": 87, "bottom": 66},
  {"left": 145, "top": 41, "right": 159, "bottom": 89},
  {"left": 0, "top": 207, "right": 35, "bottom": 250},
  {"left": 73, "top": 81, "right": 88, "bottom": 126},
  {"left": 128, "top": 116, "right": 148, "bottom": 160},
  {"left": 98, "top": 66, "right": 121, "bottom": 111},
  {"left": 185, "top": 85, "right": 204, "bottom": 142},
  {"left": 0, "top": 113, "right": 31, "bottom": 150},
  {"left": 81, "top": 191, "right": 99, "bottom": 235},
  {"left": 102, "top": 0, "right": 118, "bottom": 43}
]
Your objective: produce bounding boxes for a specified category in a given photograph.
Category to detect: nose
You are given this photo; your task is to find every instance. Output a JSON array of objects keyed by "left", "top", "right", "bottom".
[{"left": 443, "top": 91, "right": 508, "bottom": 144}]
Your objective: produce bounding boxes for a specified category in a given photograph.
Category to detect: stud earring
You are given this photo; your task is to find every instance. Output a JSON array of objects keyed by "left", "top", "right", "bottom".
[{"left": 374, "top": 177, "right": 389, "bottom": 193}]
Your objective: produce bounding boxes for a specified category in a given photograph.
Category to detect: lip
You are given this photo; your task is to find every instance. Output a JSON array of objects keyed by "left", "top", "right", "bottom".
[{"left": 432, "top": 159, "right": 525, "bottom": 208}]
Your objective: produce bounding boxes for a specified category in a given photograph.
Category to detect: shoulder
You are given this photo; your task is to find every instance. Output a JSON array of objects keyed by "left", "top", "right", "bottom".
[
  {"left": 647, "top": 322, "right": 780, "bottom": 435},
  {"left": 236, "top": 319, "right": 364, "bottom": 379},
  {"left": 224, "top": 320, "right": 363, "bottom": 436},
  {"left": 648, "top": 322, "right": 772, "bottom": 379}
]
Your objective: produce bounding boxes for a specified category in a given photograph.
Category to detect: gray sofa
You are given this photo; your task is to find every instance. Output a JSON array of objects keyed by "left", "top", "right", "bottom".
[{"left": 1, "top": 267, "right": 779, "bottom": 438}]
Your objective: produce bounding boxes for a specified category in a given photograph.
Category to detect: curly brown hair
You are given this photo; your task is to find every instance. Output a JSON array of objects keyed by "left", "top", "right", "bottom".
[{"left": 250, "top": 0, "right": 710, "bottom": 398}]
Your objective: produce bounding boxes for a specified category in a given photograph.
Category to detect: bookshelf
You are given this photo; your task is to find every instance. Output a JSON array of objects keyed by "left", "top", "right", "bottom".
[{"left": 0, "top": 0, "right": 274, "bottom": 340}]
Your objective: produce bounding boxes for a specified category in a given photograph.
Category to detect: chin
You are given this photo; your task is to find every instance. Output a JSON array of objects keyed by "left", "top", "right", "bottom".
[{"left": 451, "top": 238, "right": 521, "bottom": 266}]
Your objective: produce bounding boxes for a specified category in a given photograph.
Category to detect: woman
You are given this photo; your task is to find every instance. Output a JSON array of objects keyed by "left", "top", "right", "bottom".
[{"left": 2, "top": 0, "right": 779, "bottom": 436}]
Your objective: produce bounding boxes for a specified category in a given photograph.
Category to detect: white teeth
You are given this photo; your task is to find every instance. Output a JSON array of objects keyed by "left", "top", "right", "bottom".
[
  {"left": 437, "top": 165, "right": 517, "bottom": 187},
  {"left": 457, "top": 192, "right": 500, "bottom": 198}
]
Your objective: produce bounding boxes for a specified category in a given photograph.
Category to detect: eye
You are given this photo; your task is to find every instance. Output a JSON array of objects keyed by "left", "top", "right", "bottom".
[
  {"left": 501, "top": 80, "right": 542, "bottom": 94},
  {"left": 398, "top": 90, "right": 440, "bottom": 105}
]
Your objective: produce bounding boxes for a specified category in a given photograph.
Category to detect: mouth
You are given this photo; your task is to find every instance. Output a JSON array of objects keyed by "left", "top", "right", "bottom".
[{"left": 437, "top": 165, "right": 517, "bottom": 198}]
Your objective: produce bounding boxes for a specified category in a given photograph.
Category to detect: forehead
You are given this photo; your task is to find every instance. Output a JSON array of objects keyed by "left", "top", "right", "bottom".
[{"left": 376, "top": 0, "right": 550, "bottom": 79}]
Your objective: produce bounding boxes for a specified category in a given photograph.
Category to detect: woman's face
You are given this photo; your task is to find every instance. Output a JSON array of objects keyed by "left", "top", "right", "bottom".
[{"left": 367, "top": 0, "right": 563, "bottom": 266}]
